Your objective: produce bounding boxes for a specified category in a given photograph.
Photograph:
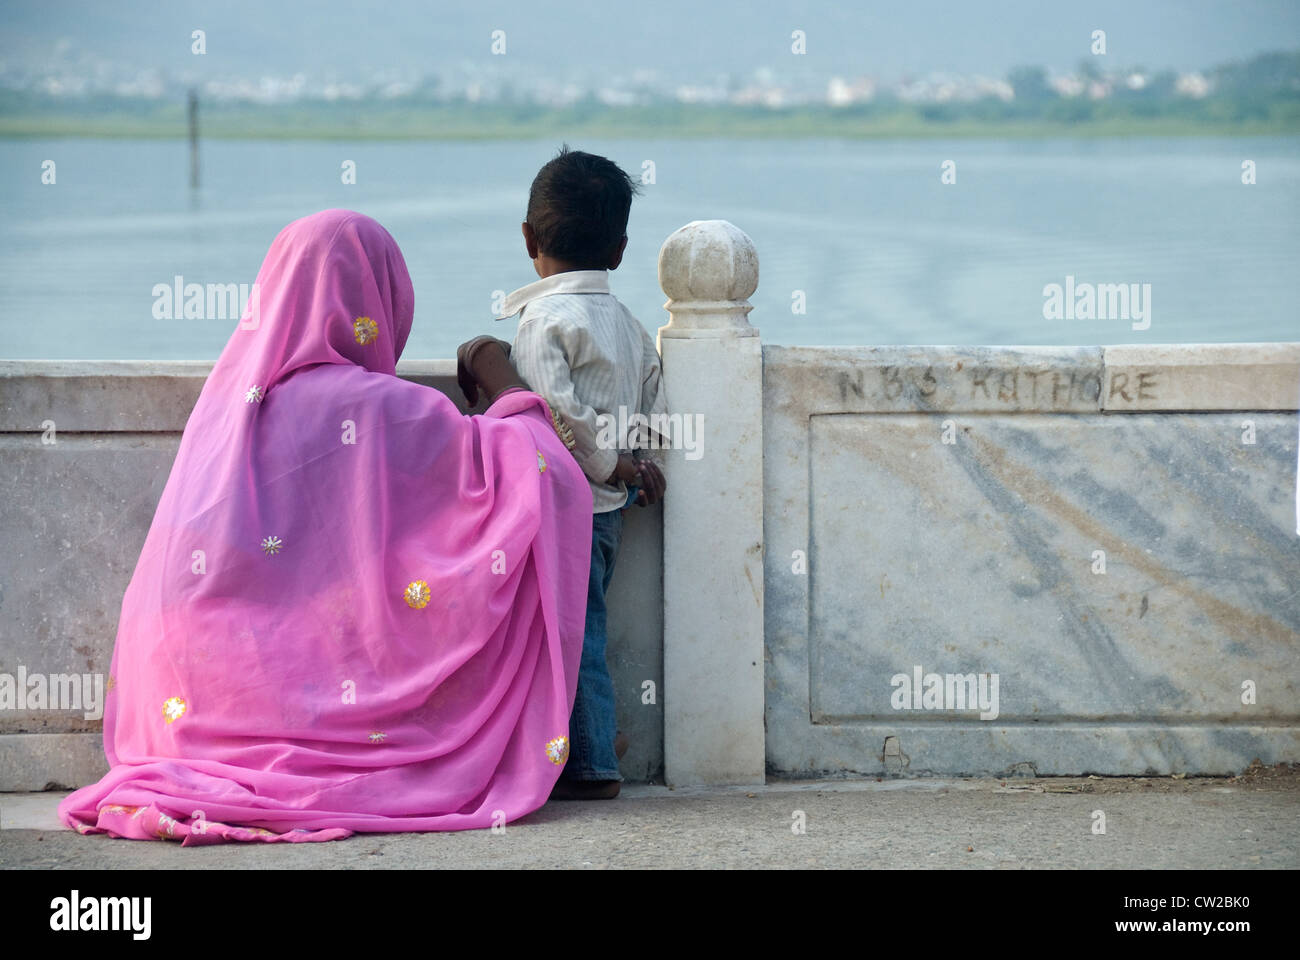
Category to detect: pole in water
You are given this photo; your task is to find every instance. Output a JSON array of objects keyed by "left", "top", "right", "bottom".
[{"left": 188, "top": 88, "right": 199, "bottom": 190}]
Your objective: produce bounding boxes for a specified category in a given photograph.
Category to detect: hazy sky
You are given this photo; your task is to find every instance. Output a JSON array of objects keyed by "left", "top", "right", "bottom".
[{"left": 3, "top": 0, "right": 1298, "bottom": 83}]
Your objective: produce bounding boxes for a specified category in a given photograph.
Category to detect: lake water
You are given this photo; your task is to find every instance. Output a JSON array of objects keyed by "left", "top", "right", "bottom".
[{"left": 1, "top": 136, "right": 1297, "bottom": 360}]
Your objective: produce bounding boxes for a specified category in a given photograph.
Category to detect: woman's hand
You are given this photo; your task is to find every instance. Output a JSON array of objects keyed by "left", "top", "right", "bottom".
[{"left": 456, "top": 336, "right": 524, "bottom": 407}]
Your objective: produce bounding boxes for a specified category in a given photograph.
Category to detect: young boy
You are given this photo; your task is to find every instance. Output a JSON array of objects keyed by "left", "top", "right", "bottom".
[{"left": 496, "top": 146, "right": 669, "bottom": 800}]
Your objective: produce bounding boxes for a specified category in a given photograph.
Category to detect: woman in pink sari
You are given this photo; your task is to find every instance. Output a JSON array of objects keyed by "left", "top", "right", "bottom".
[{"left": 57, "top": 209, "right": 593, "bottom": 843}]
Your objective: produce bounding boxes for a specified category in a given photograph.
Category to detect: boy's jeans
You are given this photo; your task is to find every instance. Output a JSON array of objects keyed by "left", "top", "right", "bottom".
[{"left": 562, "top": 507, "right": 624, "bottom": 782}]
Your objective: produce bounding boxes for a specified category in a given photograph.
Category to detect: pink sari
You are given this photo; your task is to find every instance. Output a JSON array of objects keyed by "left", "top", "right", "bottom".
[{"left": 57, "top": 210, "right": 592, "bottom": 843}]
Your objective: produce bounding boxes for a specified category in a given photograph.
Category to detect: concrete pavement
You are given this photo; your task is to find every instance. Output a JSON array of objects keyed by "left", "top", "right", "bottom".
[{"left": 2, "top": 770, "right": 1297, "bottom": 869}]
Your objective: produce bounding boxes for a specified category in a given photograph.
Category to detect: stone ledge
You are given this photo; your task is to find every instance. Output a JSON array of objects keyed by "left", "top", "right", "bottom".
[
  {"left": 1102, "top": 343, "right": 1300, "bottom": 411},
  {"left": 0, "top": 733, "right": 107, "bottom": 792},
  {"left": 765, "top": 345, "right": 1105, "bottom": 415},
  {"left": 0, "top": 359, "right": 464, "bottom": 432},
  {"left": 763, "top": 343, "right": 1300, "bottom": 415},
  {"left": 5, "top": 347, "right": 1295, "bottom": 432},
  {"left": 765, "top": 723, "right": 1300, "bottom": 778}
]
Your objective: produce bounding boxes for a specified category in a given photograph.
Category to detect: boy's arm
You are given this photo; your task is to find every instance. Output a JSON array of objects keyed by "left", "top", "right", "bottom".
[
  {"left": 636, "top": 327, "right": 671, "bottom": 468},
  {"left": 513, "top": 315, "right": 619, "bottom": 485}
]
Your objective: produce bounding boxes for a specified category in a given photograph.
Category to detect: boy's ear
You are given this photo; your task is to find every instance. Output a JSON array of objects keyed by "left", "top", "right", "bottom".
[
  {"left": 608, "top": 234, "right": 628, "bottom": 271},
  {"left": 522, "top": 221, "right": 539, "bottom": 260}
]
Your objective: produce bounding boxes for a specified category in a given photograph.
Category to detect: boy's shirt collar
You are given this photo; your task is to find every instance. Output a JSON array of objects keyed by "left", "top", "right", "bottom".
[{"left": 495, "top": 269, "right": 609, "bottom": 320}]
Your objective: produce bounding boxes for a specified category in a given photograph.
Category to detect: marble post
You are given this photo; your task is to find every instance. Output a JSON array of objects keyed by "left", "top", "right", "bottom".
[{"left": 656, "top": 220, "right": 766, "bottom": 785}]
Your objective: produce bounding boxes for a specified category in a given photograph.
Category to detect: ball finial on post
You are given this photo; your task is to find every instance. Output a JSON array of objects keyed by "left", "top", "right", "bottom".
[{"left": 657, "top": 220, "right": 759, "bottom": 338}]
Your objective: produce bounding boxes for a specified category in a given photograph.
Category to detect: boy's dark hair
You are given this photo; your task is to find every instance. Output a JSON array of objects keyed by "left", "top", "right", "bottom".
[{"left": 526, "top": 145, "right": 639, "bottom": 268}]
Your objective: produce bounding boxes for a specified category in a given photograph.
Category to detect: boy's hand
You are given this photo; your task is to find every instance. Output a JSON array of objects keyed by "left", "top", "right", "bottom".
[
  {"left": 606, "top": 452, "right": 640, "bottom": 487},
  {"left": 633, "top": 459, "right": 666, "bottom": 506}
]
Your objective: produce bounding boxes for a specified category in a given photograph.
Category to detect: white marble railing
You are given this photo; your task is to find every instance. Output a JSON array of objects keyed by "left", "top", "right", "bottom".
[
  {"left": 657, "top": 221, "right": 1299, "bottom": 783},
  {"left": 1, "top": 220, "right": 1297, "bottom": 790}
]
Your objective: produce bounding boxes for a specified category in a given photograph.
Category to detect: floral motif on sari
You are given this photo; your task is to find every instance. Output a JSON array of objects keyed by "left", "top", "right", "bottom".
[
  {"left": 353, "top": 316, "right": 379, "bottom": 345},
  {"left": 545, "top": 736, "right": 569, "bottom": 765},
  {"left": 162, "top": 696, "right": 187, "bottom": 724},
  {"left": 404, "top": 579, "right": 430, "bottom": 609}
]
